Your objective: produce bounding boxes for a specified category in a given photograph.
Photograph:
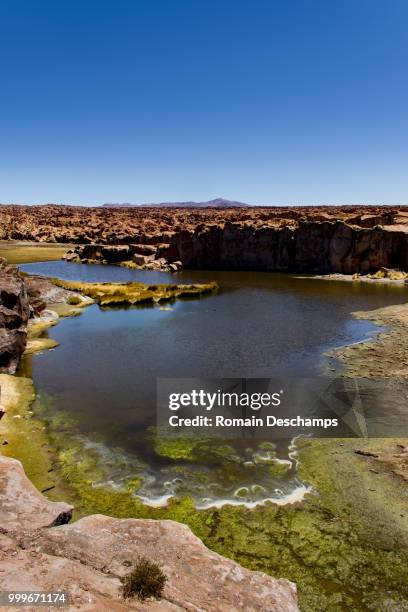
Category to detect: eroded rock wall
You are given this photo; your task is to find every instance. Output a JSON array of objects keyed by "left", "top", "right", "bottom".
[
  {"left": 0, "top": 261, "right": 65, "bottom": 373},
  {"left": 171, "top": 221, "right": 408, "bottom": 273},
  {"left": 2, "top": 204, "right": 408, "bottom": 273},
  {"left": 0, "top": 259, "right": 30, "bottom": 373}
]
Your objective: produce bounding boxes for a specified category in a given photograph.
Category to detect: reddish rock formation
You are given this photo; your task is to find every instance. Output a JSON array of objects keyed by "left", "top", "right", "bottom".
[
  {"left": 0, "top": 456, "right": 299, "bottom": 611},
  {"left": 0, "top": 259, "right": 30, "bottom": 373},
  {"left": 2, "top": 204, "right": 408, "bottom": 273},
  {"left": 0, "top": 260, "right": 79, "bottom": 373}
]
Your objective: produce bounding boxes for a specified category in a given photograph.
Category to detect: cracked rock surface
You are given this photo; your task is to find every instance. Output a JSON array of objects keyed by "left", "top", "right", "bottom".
[{"left": 0, "top": 456, "right": 299, "bottom": 611}]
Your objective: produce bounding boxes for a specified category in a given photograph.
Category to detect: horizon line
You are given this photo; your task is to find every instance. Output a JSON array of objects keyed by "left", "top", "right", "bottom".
[{"left": 1, "top": 201, "right": 408, "bottom": 208}]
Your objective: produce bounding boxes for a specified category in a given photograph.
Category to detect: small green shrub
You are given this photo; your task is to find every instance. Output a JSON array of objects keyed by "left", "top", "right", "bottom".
[
  {"left": 121, "top": 557, "right": 167, "bottom": 600},
  {"left": 67, "top": 294, "right": 82, "bottom": 305}
]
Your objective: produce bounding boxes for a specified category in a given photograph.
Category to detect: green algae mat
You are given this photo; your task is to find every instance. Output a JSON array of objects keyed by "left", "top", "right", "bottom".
[{"left": 3, "top": 381, "right": 407, "bottom": 612}]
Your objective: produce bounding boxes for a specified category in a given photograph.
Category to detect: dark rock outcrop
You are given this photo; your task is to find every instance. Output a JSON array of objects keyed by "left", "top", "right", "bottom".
[
  {"left": 171, "top": 221, "right": 408, "bottom": 273},
  {"left": 0, "top": 261, "right": 72, "bottom": 373},
  {"left": 25, "top": 275, "right": 82, "bottom": 306},
  {"left": 0, "top": 259, "right": 30, "bottom": 373},
  {"left": 63, "top": 243, "right": 182, "bottom": 272}
]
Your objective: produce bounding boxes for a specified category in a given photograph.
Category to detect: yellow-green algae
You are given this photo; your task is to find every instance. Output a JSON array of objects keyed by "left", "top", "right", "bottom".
[
  {"left": 0, "top": 292, "right": 95, "bottom": 500},
  {"left": 153, "top": 436, "right": 199, "bottom": 461},
  {"left": 45, "top": 433, "right": 407, "bottom": 612},
  {"left": 0, "top": 374, "right": 65, "bottom": 498},
  {"left": 50, "top": 278, "right": 218, "bottom": 306},
  {"left": 13, "top": 385, "right": 405, "bottom": 612},
  {"left": 151, "top": 429, "right": 239, "bottom": 463},
  {"left": 23, "top": 298, "right": 89, "bottom": 354},
  {"left": 0, "top": 240, "right": 70, "bottom": 264},
  {"left": 152, "top": 432, "right": 292, "bottom": 480},
  {"left": 24, "top": 317, "right": 60, "bottom": 354}
]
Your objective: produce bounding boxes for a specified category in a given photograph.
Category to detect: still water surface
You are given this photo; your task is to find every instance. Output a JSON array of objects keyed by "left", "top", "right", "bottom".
[{"left": 20, "top": 261, "right": 408, "bottom": 506}]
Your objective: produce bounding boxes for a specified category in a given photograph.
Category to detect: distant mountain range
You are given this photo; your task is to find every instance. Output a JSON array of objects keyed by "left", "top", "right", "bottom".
[{"left": 102, "top": 198, "right": 250, "bottom": 208}]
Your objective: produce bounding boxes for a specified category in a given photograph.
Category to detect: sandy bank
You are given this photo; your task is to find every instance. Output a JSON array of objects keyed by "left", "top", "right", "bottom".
[{"left": 334, "top": 300, "right": 408, "bottom": 378}]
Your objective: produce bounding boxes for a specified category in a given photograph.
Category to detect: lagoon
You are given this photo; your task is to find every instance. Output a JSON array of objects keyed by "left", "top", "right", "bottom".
[{"left": 19, "top": 260, "right": 408, "bottom": 507}]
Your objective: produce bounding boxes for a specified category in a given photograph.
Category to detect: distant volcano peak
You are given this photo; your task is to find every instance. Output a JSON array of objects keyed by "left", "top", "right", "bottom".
[{"left": 102, "top": 197, "right": 250, "bottom": 208}]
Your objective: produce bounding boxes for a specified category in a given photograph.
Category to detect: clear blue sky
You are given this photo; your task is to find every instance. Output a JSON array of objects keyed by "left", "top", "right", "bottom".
[{"left": 0, "top": 0, "right": 407, "bottom": 205}]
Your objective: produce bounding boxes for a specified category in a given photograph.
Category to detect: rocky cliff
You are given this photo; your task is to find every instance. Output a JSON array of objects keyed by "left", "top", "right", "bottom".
[
  {"left": 0, "top": 455, "right": 299, "bottom": 611},
  {"left": 0, "top": 259, "right": 30, "bottom": 373},
  {"left": 171, "top": 220, "right": 408, "bottom": 273},
  {"left": 0, "top": 260, "right": 80, "bottom": 373},
  {"left": 2, "top": 204, "right": 408, "bottom": 273}
]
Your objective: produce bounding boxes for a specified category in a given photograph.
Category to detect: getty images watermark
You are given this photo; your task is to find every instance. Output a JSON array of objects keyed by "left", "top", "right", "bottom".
[
  {"left": 167, "top": 387, "right": 338, "bottom": 430},
  {"left": 157, "top": 378, "right": 408, "bottom": 439}
]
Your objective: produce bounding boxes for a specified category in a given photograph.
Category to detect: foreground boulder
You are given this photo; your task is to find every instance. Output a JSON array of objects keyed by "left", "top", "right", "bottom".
[
  {"left": 0, "top": 456, "right": 299, "bottom": 611},
  {"left": 0, "top": 259, "right": 30, "bottom": 373},
  {"left": 0, "top": 456, "right": 73, "bottom": 530}
]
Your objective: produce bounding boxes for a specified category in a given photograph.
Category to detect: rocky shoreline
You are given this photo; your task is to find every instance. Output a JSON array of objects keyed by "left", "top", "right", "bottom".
[
  {"left": 333, "top": 299, "right": 408, "bottom": 379},
  {"left": 311, "top": 268, "right": 408, "bottom": 284},
  {"left": 0, "top": 259, "right": 91, "bottom": 375}
]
